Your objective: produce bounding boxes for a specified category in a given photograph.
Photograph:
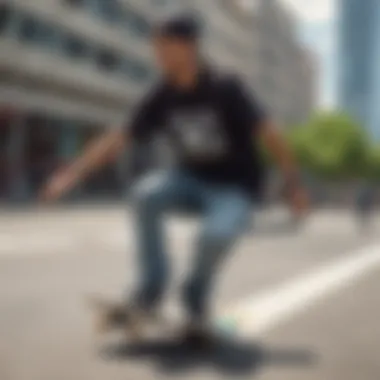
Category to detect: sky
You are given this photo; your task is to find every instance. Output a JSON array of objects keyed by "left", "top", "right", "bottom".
[{"left": 281, "top": 0, "right": 336, "bottom": 108}]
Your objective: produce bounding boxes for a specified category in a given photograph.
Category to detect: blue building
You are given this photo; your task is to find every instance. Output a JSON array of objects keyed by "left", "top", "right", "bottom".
[{"left": 338, "top": 0, "right": 380, "bottom": 138}]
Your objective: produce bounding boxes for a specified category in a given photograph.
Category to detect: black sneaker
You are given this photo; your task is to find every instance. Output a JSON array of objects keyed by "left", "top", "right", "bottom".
[{"left": 180, "top": 322, "right": 216, "bottom": 350}]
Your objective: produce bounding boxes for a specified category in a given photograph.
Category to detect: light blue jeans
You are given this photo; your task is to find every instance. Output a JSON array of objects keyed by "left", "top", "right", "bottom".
[{"left": 130, "top": 170, "right": 252, "bottom": 320}]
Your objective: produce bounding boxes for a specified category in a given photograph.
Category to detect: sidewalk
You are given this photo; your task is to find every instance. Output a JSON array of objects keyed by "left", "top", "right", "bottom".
[{"left": 0, "top": 201, "right": 289, "bottom": 221}]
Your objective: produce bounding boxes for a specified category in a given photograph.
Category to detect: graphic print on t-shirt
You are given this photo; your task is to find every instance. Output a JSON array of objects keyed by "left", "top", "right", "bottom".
[{"left": 169, "top": 108, "right": 228, "bottom": 161}]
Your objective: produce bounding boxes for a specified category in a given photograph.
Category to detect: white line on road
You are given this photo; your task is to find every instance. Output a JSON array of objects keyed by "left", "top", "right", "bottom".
[
  {"left": 219, "top": 244, "right": 380, "bottom": 337},
  {"left": 0, "top": 223, "right": 194, "bottom": 257}
]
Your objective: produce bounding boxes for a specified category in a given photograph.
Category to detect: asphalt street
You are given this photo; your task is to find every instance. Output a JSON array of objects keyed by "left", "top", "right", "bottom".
[{"left": 0, "top": 205, "right": 379, "bottom": 380}]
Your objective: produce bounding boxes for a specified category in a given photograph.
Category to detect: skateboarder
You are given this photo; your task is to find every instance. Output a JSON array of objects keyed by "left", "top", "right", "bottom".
[
  {"left": 40, "top": 14, "right": 308, "bottom": 344},
  {"left": 355, "top": 182, "right": 376, "bottom": 231}
]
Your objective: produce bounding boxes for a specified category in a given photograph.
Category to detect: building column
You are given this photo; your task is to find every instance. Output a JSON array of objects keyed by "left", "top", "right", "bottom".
[
  {"left": 116, "top": 149, "right": 128, "bottom": 198},
  {"left": 60, "top": 123, "right": 79, "bottom": 161},
  {"left": 369, "top": 4, "right": 380, "bottom": 139},
  {"left": 7, "top": 114, "right": 29, "bottom": 201},
  {"left": 59, "top": 122, "right": 82, "bottom": 198}
]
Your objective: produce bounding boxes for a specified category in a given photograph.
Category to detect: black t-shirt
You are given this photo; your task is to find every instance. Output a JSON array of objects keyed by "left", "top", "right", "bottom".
[{"left": 127, "top": 68, "right": 268, "bottom": 198}]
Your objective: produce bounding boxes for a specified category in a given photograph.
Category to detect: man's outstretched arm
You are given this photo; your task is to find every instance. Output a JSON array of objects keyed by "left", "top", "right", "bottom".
[
  {"left": 259, "top": 120, "right": 308, "bottom": 214},
  {"left": 40, "top": 128, "right": 128, "bottom": 202},
  {"left": 40, "top": 83, "right": 164, "bottom": 202},
  {"left": 225, "top": 75, "right": 308, "bottom": 213},
  {"left": 260, "top": 120, "right": 299, "bottom": 186}
]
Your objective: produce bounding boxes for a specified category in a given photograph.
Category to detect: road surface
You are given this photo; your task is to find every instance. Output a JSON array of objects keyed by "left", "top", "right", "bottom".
[{"left": 0, "top": 206, "right": 379, "bottom": 380}]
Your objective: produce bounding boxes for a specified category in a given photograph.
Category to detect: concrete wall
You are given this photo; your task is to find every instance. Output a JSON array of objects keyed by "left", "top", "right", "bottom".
[{"left": 0, "top": 0, "right": 315, "bottom": 126}]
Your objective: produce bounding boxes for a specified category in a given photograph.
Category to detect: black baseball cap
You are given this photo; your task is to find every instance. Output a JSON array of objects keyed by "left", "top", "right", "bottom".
[{"left": 153, "top": 13, "right": 201, "bottom": 42}]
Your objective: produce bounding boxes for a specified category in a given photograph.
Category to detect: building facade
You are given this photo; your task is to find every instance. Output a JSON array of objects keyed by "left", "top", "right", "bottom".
[
  {"left": 338, "top": 0, "right": 380, "bottom": 138},
  {"left": 191, "top": 0, "right": 316, "bottom": 126},
  {"left": 0, "top": 0, "right": 315, "bottom": 202},
  {"left": 253, "top": 0, "right": 316, "bottom": 125},
  {"left": 0, "top": 0, "right": 163, "bottom": 201}
]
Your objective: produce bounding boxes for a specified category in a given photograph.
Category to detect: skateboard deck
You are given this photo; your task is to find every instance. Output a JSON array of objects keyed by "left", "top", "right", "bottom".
[{"left": 86, "top": 295, "right": 239, "bottom": 345}]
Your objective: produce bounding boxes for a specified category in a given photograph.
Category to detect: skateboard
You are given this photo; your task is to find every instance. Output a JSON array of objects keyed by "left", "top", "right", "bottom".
[
  {"left": 86, "top": 295, "right": 157, "bottom": 341},
  {"left": 86, "top": 295, "right": 239, "bottom": 346}
]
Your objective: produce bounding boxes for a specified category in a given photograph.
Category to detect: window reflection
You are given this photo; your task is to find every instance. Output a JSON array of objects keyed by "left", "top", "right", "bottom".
[
  {"left": 63, "top": 33, "right": 90, "bottom": 59},
  {"left": 0, "top": 111, "right": 126, "bottom": 201},
  {"left": 0, "top": 4, "right": 12, "bottom": 35},
  {"left": 96, "top": 48, "right": 120, "bottom": 71},
  {"left": 4, "top": 9, "right": 152, "bottom": 81}
]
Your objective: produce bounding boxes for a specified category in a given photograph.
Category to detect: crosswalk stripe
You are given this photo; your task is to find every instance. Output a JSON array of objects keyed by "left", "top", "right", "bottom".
[{"left": 218, "top": 244, "right": 380, "bottom": 337}]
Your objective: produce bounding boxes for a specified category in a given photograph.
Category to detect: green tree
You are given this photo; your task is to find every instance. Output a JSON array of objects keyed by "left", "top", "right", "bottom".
[
  {"left": 287, "top": 112, "right": 369, "bottom": 179},
  {"left": 366, "top": 144, "right": 380, "bottom": 180}
]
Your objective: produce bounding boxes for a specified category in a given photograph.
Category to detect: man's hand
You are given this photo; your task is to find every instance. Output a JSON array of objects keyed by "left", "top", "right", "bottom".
[
  {"left": 39, "top": 167, "right": 81, "bottom": 203},
  {"left": 39, "top": 129, "right": 126, "bottom": 203},
  {"left": 288, "top": 185, "right": 309, "bottom": 217},
  {"left": 260, "top": 120, "right": 310, "bottom": 217}
]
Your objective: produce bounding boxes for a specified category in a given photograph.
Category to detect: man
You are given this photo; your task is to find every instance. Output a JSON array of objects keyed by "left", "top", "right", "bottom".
[
  {"left": 355, "top": 181, "right": 375, "bottom": 232},
  {"left": 41, "top": 14, "right": 308, "bottom": 343}
]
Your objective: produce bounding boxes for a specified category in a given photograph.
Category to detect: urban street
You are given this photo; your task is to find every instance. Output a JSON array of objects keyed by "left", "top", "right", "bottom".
[{"left": 0, "top": 206, "right": 379, "bottom": 380}]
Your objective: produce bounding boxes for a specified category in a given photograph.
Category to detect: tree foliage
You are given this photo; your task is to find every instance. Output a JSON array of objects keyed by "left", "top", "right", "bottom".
[
  {"left": 288, "top": 112, "right": 370, "bottom": 179},
  {"left": 261, "top": 111, "right": 380, "bottom": 180},
  {"left": 365, "top": 144, "right": 380, "bottom": 180}
]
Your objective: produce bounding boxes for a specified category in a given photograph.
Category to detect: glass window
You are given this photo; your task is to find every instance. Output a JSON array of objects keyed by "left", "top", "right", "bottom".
[
  {"left": 15, "top": 13, "right": 59, "bottom": 50},
  {"left": 151, "top": 0, "right": 168, "bottom": 5},
  {"left": 96, "top": 48, "right": 120, "bottom": 71},
  {"left": 0, "top": 3, "right": 12, "bottom": 35},
  {"left": 92, "top": 0, "right": 122, "bottom": 23},
  {"left": 122, "top": 58, "right": 151, "bottom": 82},
  {"left": 0, "top": 109, "right": 12, "bottom": 199},
  {"left": 35, "top": 22, "right": 58, "bottom": 49},
  {"left": 17, "top": 14, "right": 39, "bottom": 43},
  {"left": 130, "top": 63, "right": 150, "bottom": 81},
  {"left": 130, "top": 15, "right": 151, "bottom": 36},
  {"left": 63, "top": 0, "right": 85, "bottom": 7},
  {"left": 63, "top": 33, "right": 89, "bottom": 59},
  {"left": 122, "top": 7, "right": 151, "bottom": 37},
  {"left": 80, "top": 125, "right": 123, "bottom": 198},
  {"left": 24, "top": 114, "right": 61, "bottom": 195}
]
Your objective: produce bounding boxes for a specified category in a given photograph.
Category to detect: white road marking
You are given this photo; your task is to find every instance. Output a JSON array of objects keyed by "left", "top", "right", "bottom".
[
  {"left": 0, "top": 232, "right": 131, "bottom": 256},
  {"left": 219, "top": 244, "right": 380, "bottom": 337},
  {"left": 0, "top": 222, "right": 194, "bottom": 257}
]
